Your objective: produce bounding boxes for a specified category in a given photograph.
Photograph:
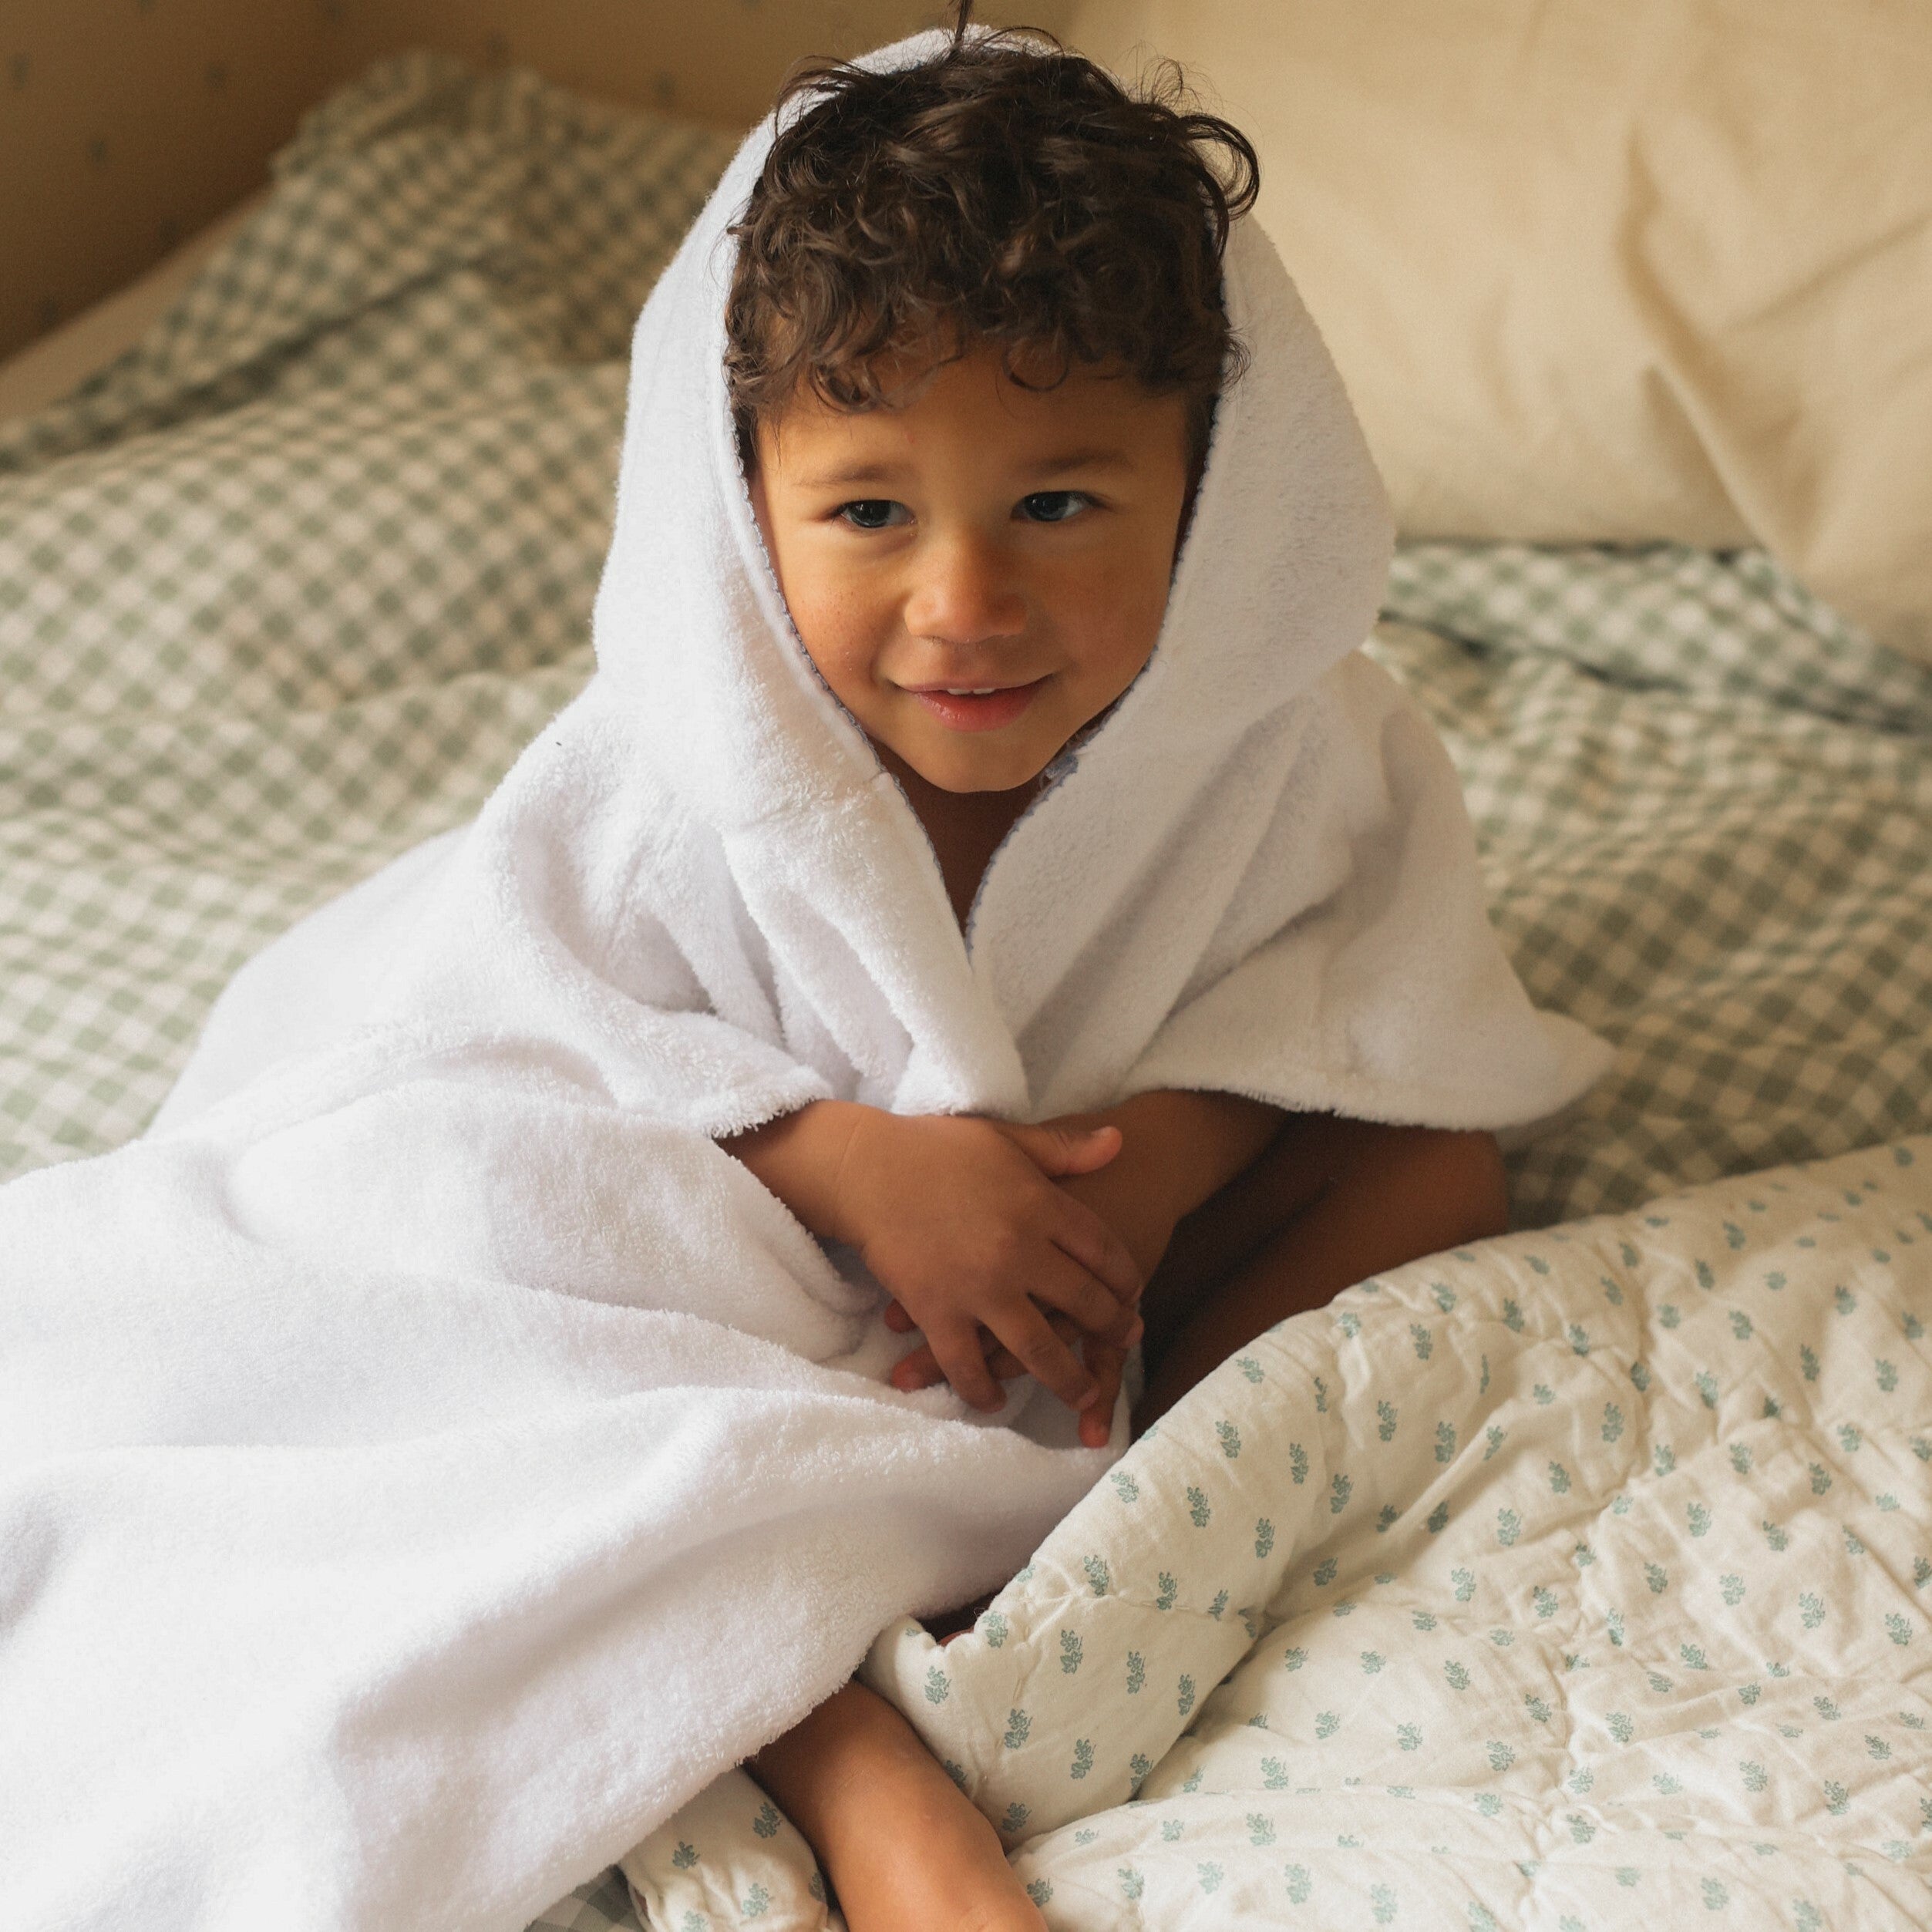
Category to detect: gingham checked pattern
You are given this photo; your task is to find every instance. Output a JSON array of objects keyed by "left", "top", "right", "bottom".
[
  {"left": 1382, "top": 543, "right": 1932, "bottom": 1225},
  {"left": 0, "top": 55, "right": 736, "bottom": 1180}
]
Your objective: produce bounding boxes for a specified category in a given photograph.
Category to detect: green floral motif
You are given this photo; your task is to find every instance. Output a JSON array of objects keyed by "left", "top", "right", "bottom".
[
  {"left": 1000, "top": 1802, "right": 1030, "bottom": 1834},
  {"left": 1312, "top": 1557, "right": 1338, "bottom": 1586},
  {"left": 1235, "top": 1355, "right": 1264, "bottom": 1382},
  {"left": 1069, "top": 1738, "right": 1093, "bottom": 1779},
  {"left": 1688, "top": 1502, "right": 1712, "bottom": 1537},
  {"left": 1255, "top": 1516, "right": 1275, "bottom": 1558},
  {"left": 1025, "top": 1879, "right": 1052, "bottom": 1906},
  {"left": 1445, "top": 1661, "right": 1471, "bottom": 1691},
  {"left": 1186, "top": 1486, "right": 1213, "bottom": 1528},
  {"left": 1002, "top": 1708, "right": 1031, "bottom": 1750},
  {"left": 1058, "top": 1630, "right": 1082, "bottom": 1675},
  {"left": 752, "top": 1800, "right": 781, "bottom": 1839},
  {"left": 1109, "top": 1469, "right": 1139, "bottom": 1504},
  {"left": 1284, "top": 1863, "right": 1311, "bottom": 1903},
  {"left": 1377, "top": 1400, "right": 1399, "bottom": 1442},
  {"left": 1156, "top": 1572, "right": 1178, "bottom": 1611},
  {"left": 1261, "top": 1755, "right": 1289, "bottom": 1789},
  {"left": 1314, "top": 1710, "right": 1339, "bottom": 1739},
  {"left": 1198, "top": 1862, "right": 1224, "bottom": 1893},
  {"left": 741, "top": 1881, "right": 771, "bottom": 1918},
  {"left": 1502, "top": 1299, "right": 1524, "bottom": 1332},
  {"left": 1129, "top": 1753, "right": 1153, "bottom": 1791},
  {"left": 1398, "top": 1722, "right": 1422, "bottom": 1751},
  {"left": 1549, "top": 1462, "right": 1570, "bottom": 1495},
  {"left": 1217, "top": 1420, "right": 1242, "bottom": 1459},
  {"left": 981, "top": 1611, "right": 1008, "bottom": 1648},
  {"left": 1411, "top": 1324, "right": 1432, "bottom": 1360},
  {"left": 1118, "top": 1866, "right": 1144, "bottom": 1901},
  {"left": 1288, "top": 1443, "right": 1309, "bottom": 1484},
  {"left": 1483, "top": 1425, "right": 1506, "bottom": 1459},
  {"left": 1178, "top": 1675, "right": 1197, "bottom": 1718},
  {"left": 670, "top": 1841, "right": 698, "bottom": 1870},
  {"left": 1125, "top": 1650, "right": 1144, "bottom": 1694},
  {"left": 1371, "top": 1883, "right": 1398, "bottom": 1924},
  {"left": 1331, "top": 1473, "right": 1352, "bottom": 1515},
  {"left": 923, "top": 1665, "right": 949, "bottom": 1706}
]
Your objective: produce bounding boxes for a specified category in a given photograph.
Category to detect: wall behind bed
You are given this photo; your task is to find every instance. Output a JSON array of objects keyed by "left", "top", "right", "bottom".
[{"left": 0, "top": 0, "right": 1069, "bottom": 368}]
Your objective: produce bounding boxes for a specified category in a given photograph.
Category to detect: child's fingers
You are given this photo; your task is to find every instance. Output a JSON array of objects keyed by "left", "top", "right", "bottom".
[
  {"left": 883, "top": 1298, "right": 914, "bottom": 1334},
  {"left": 1079, "top": 1338, "right": 1126, "bottom": 1449},
  {"left": 906, "top": 1318, "right": 1007, "bottom": 1412},
  {"left": 1044, "top": 1195, "right": 1143, "bottom": 1309},
  {"left": 889, "top": 1340, "right": 946, "bottom": 1388},
  {"left": 997, "top": 1120, "right": 1123, "bottom": 1180},
  {"left": 1028, "top": 1249, "right": 1144, "bottom": 1349},
  {"left": 986, "top": 1301, "right": 1099, "bottom": 1412}
]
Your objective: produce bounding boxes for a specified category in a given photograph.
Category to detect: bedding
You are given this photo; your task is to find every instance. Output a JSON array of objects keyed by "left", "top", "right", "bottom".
[
  {"left": 0, "top": 50, "right": 1927, "bottom": 1932},
  {"left": 606, "top": 1133, "right": 1932, "bottom": 1930}
]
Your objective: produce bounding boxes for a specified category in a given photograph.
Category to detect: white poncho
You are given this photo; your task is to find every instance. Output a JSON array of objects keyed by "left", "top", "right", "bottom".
[{"left": 0, "top": 31, "right": 1608, "bottom": 1932}]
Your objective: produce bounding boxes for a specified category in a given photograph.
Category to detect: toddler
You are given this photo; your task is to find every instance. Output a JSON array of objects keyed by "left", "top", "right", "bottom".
[{"left": 704, "top": 19, "right": 1584, "bottom": 1929}]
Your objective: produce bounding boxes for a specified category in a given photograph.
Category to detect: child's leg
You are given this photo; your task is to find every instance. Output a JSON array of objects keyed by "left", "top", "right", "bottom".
[
  {"left": 1135, "top": 1117, "right": 1509, "bottom": 1426},
  {"left": 749, "top": 1679, "right": 1045, "bottom": 1932}
]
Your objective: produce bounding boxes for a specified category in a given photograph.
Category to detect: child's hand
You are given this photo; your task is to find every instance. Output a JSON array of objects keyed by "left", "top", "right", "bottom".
[
  {"left": 884, "top": 1111, "right": 1186, "bottom": 1447},
  {"left": 830, "top": 1109, "right": 1144, "bottom": 1416}
]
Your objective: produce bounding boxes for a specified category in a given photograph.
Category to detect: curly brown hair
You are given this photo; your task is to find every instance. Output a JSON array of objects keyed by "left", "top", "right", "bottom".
[{"left": 724, "top": 11, "right": 1259, "bottom": 470}]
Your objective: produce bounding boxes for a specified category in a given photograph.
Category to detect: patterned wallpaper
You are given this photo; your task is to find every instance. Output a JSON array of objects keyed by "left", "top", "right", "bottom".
[{"left": 0, "top": 0, "right": 1075, "bottom": 368}]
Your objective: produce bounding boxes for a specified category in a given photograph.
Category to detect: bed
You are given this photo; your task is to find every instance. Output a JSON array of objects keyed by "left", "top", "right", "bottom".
[{"left": 3, "top": 45, "right": 1927, "bottom": 1932}]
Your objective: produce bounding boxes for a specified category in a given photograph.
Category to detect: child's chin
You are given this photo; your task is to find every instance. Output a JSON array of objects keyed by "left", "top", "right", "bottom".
[{"left": 906, "top": 742, "right": 1055, "bottom": 794}]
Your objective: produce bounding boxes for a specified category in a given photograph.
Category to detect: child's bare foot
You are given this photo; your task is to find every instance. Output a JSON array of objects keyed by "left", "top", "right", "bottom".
[{"left": 749, "top": 1680, "right": 1045, "bottom": 1931}]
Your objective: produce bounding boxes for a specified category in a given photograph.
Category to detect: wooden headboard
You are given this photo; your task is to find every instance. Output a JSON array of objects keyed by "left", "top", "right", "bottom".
[{"left": 0, "top": 0, "right": 1075, "bottom": 366}]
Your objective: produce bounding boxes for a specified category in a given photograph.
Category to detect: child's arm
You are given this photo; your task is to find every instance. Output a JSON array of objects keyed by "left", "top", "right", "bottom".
[{"left": 721, "top": 1101, "right": 1146, "bottom": 1416}]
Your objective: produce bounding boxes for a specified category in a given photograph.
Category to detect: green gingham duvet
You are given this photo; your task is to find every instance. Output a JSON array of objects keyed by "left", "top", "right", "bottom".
[{"left": 2, "top": 54, "right": 1927, "bottom": 1932}]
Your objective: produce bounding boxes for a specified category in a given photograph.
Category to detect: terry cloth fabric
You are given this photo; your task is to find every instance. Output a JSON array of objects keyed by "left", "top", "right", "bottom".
[{"left": 0, "top": 29, "right": 1607, "bottom": 1932}]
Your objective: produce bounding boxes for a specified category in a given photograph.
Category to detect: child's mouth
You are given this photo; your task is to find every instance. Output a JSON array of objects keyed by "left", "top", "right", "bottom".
[{"left": 905, "top": 678, "right": 1047, "bottom": 732}]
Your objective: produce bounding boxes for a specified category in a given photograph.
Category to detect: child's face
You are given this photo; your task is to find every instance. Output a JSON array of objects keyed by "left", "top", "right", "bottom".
[{"left": 750, "top": 347, "right": 1193, "bottom": 793}]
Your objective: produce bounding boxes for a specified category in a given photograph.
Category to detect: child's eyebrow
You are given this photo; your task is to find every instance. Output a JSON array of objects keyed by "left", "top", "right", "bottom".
[
  {"left": 1025, "top": 447, "right": 1134, "bottom": 476},
  {"left": 796, "top": 447, "right": 1135, "bottom": 491}
]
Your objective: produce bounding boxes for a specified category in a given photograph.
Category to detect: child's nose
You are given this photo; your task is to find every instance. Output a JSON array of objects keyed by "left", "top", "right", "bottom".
[{"left": 902, "top": 532, "right": 1027, "bottom": 645}]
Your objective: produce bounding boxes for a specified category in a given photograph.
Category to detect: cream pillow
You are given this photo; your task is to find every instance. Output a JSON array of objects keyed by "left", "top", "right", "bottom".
[{"left": 1069, "top": 0, "right": 1932, "bottom": 665}]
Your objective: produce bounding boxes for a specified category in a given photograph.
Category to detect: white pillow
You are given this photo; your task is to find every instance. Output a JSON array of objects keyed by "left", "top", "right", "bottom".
[{"left": 1070, "top": 0, "right": 1932, "bottom": 665}]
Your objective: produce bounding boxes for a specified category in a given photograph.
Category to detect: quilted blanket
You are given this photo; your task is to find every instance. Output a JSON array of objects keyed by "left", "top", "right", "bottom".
[{"left": 608, "top": 1136, "right": 1932, "bottom": 1930}]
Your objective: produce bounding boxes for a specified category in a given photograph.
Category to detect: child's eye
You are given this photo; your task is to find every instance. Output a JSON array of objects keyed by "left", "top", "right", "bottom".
[
  {"left": 837, "top": 499, "right": 910, "bottom": 530},
  {"left": 1017, "top": 490, "right": 1092, "bottom": 523}
]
